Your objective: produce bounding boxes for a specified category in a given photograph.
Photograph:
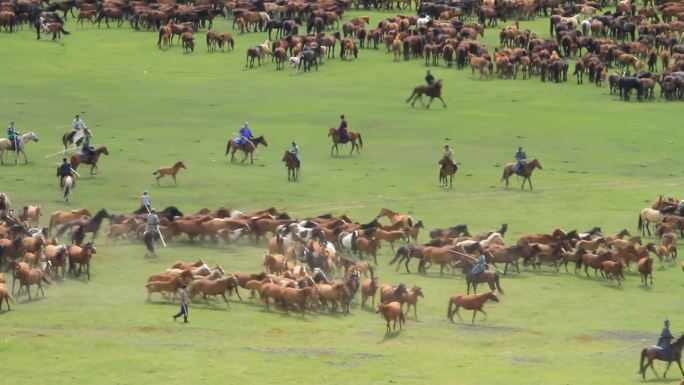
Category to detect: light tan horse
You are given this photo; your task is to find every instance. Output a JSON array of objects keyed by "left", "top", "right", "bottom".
[
  {"left": 153, "top": 161, "right": 186, "bottom": 185},
  {"left": 20, "top": 205, "right": 42, "bottom": 227},
  {"left": 501, "top": 158, "right": 543, "bottom": 190},
  {"left": 328, "top": 127, "right": 363, "bottom": 156},
  {"left": 0, "top": 132, "right": 39, "bottom": 165},
  {"left": 638, "top": 208, "right": 664, "bottom": 236},
  {"left": 48, "top": 208, "right": 91, "bottom": 234}
]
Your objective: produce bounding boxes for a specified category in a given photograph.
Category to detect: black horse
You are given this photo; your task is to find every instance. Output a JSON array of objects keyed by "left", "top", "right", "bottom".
[
  {"left": 618, "top": 76, "right": 643, "bottom": 101},
  {"left": 300, "top": 49, "right": 318, "bottom": 72},
  {"left": 56, "top": 209, "right": 111, "bottom": 241}
]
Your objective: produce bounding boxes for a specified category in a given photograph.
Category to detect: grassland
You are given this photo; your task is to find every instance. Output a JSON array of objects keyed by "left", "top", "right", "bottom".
[{"left": 0, "top": 10, "right": 683, "bottom": 385}]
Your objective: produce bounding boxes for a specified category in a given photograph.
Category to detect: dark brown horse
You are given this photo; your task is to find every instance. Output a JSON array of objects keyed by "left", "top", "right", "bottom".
[
  {"left": 639, "top": 334, "right": 684, "bottom": 380},
  {"left": 328, "top": 127, "right": 363, "bottom": 156},
  {"left": 406, "top": 80, "right": 446, "bottom": 108},
  {"left": 501, "top": 158, "right": 542, "bottom": 190},
  {"left": 282, "top": 151, "right": 299, "bottom": 181},
  {"left": 70, "top": 146, "right": 109, "bottom": 176},
  {"left": 462, "top": 261, "right": 505, "bottom": 294},
  {"left": 438, "top": 156, "right": 457, "bottom": 188},
  {"left": 225, "top": 136, "right": 268, "bottom": 164}
]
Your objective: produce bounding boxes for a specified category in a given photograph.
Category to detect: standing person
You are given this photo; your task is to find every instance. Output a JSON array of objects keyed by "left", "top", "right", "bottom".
[
  {"left": 173, "top": 284, "right": 190, "bottom": 323},
  {"left": 140, "top": 191, "right": 151, "bottom": 212},
  {"left": 425, "top": 70, "right": 435, "bottom": 85},
  {"left": 289, "top": 141, "right": 300, "bottom": 162},
  {"left": 337, "top": 114, "right": 349, "bottom": 143},
  {"left": 655, "top": 319, "right": 674, "bottom": 359},
  {"left": 6, "top": 121, "right": 20, "bottom": 150},
  {"left": 56, "top": 157, "right": 75, "bottom": 188},
  {"left": 515, "top": 146, "right": 527, "bottom": 173}
]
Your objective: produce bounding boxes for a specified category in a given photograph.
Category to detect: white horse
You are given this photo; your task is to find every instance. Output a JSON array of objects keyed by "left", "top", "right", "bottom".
[
  {"left": 0, "top": 132, "right": 39, "bottom": 165},
  {"left": 289, "top": 55, "right": 301, "bottom": 71},
  {"left": 338, "top": 230, "right": 359, "bottom": 255},
  {"left": 416, "top": 15, "right": 432, "bottom": 29},
  {"left": 62, "top": 175, "right": 74, "bottom": 202}
]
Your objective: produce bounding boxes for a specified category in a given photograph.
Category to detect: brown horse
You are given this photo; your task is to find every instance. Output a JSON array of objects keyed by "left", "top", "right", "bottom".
[
  {"left": 328, "top": 127, "right": 363, "bottom": 156},
  {"left": 70, "top": 146, "right": 109, "bottom": 176},
  {"left": 638, "top": 257, "right": 653, "bottom": 285},
  {"left": 13, "top": 263, "right": 51, "bottom": 300},
  {"left": 405, "top": 79, "right": 446, "bottom": 108},
  {"left": 377, "top": 208, "right": 413, "bottom": 227},
  {"left": 377, "top": 301, "right": 405, "bottom": 333},
  {"left": 462, "top": 262, "right": 505, "bottom": 294},
  {"left": 639, "top": 334, "right": 684, "bottom": 379},
  {"left": 438, "top": 156, "right": 457, "bottom": 188},
  {"left": 19, "top": 205, "right": 42, "bottom": 228},
  {"left": 153, "top": 161, "right": 186, "bottom": 185},
  {"left": 67, "top": 242, "right": 96, "bottom": 280},
  {"left": 0, "top": 282, "right": 13, "bottom": 311},
  {"left": 282, "top": 151, "right": 299, "bottom": 181},
  {"left": 501, "top": 158, "right": 543, "bottom": 190},
  {"left": 225, "top": 135, "right": 268, "bottom": 164},
  {"left": 48, "top": 208, "right": 91, "bottom": 234},
  {"left": 447, "top": 291, "right": 500, "bottom": 324}
]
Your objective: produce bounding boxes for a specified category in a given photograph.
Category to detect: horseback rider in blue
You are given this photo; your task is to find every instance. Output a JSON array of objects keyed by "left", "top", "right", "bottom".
[
  {"left": 425, "top": 70, "right": 435, "bottom": 85},
  {"left": 337, "top": 115, "right": 349, "bottom": 143},
  {"left": 289, "top": 141, "right": 300, "bottom": 162},
  {"left": 470, "top": 253, "right": 487, "bottom": 279},
  {"left": 56, "top": 157, "right": 75, "bottom": 188},
  {"left": 6, "top": 121, "right": 20, "bottom": 150},
  {"left": 235, "top": 122, "right": 254, "bottom": 150},
  {"left": 515, "top": 146, "right": 527, "bottom": 173},
  {"left": 654, "top": 319, "right": 674, "bottom": 359},
  {"left": 80, "top": 130, "right": 95, "bottom": 163}
]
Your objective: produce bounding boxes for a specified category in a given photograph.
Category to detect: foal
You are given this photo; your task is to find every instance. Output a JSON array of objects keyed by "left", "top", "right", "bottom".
[{"left": 153, "top": 161, "right": 186, "bottom": 185}]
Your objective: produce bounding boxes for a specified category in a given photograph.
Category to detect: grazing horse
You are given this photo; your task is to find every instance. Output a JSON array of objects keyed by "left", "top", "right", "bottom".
[
  {"left": 62, "top": 176, "right": 74, "bottom": 202},
  {"left": 501, "top": 158, "right": 543, "bottom": 190},
  {"left": 282, "top": 151, "right": 299, "bottom": 181},
  {"left": 328, "top": 127, "right": 363, "bottom": 156},
  {"left": 639, "top": 334, "right": 684, "bottom": 380},
  {"left": 377, "top": 208, "right": 413, "bottom": 228},
  {"left": 405, "top": 79, "right": 446, "bottom": 108},
  {"left": 225, "top": 135, "right": 268, "bottom": 164},
  {"left": 0, "top": 132, "right": 39, "bottom": 165},
  {"left": 70, "top": 146, "right": 109, "bottom": 176},
  {"left": 638, "top": 208, "right": 664, "bottom": 236},
  {"left": 153, "top": 161, "right": 186, "bottom": 185},
  {"left": 438, "top": 156, "right": 457, "bottom": 188},
  {"left": 447, "top": 291, "right": 500, "bottom": 324}
]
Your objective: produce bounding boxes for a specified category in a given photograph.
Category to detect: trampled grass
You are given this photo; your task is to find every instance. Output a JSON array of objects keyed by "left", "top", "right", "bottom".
[{"left": 0, "top": 10, "right": 683, "bottom": 385}]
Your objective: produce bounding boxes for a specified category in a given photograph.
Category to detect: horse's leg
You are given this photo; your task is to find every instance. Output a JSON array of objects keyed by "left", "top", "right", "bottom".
[
  {"left": 349, "top": 143, "right": 354, "bottom": 155},
  {"left": 173, "top": 174, "right": 177, "bottom": 185},
  {"left": 438, "top": 96, "right": 447, "bottom": 108},
  {"left": 664, "top": 361, "right": 672, "bottom": 378},
  {"left": 426, "top": 96, "right": 433, "bottom": 109},
  {"left": 0, "top": 150, "right": 4, "bottom": 165},
  {"left": 472, "top": 309, "right": 477, "bottom": 323},
  {"left": 250, "top": 151, "right": 254, "bottom": 164},
  {"left": 21, "top": 149, "right": 27, "bottom": 164}
]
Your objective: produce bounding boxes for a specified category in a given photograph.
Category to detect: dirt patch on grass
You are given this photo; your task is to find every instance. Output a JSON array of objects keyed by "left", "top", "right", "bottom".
[
  {"left": 241, "top": 346, "right": 337, "bottom": 356},
  {"left": 576, "top": 334, "right": 592, "bottom": 342},
  {"left": 593, "top": 330, "right": 656, "bottom": 341},
  {"left": 456, "top": 324, "right": 520, "bottom": 334},
  {"left": 137, "top": 326, "right": 155, "bottom": 332},
  {"left": 508, "top": 354, "right": 543, "bottom": 364}
]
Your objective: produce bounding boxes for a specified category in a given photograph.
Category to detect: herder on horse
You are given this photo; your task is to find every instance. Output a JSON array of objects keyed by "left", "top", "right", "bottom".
[
  {"left": 289, "top": 141, "right": 301, "bottom": 162},
  {"left": 654, "top": 319, "right": 675, "bottom": 360},
  {"left": 68, "top": 114, "right": 88, "bottom": 145},
  {"left": 336, "top": 115, "right": 349, "bottom": 144},
  {"left": 6, "top": 121, "right": 20, "bottom": 150},
  {"left": 80, "top": 130, "right": 95, "bottom": 164},
  {"left": 234, "top": 122, "right": 255, "bottom": 150},
  {"left": 514, "top": 146, "right": 527, "bottom": 173},
  {"left": 143, "top": 208, "right": 161, "bottom": 257},
  {"left": 56, "top": 157, "right": 76, "bottom": 188},
  {"left": 441, "top": 144, "right": 457, "bottom": 173},
  {"left": 425, "top": 70, "right": 435, "bottom": 86},
  {"left": 470, "top": 253, "right": 487, "bottom": 279}
]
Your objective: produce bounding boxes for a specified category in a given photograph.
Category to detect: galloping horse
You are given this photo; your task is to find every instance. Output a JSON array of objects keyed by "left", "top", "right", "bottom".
[
  {"left": 48, "top": 208, "right": 91, "bottom": 234},
  {"left": 447, "top": 291, "right": 500, "bottom": 324},
  {"left": 225, "top": 135, "right": 268, "bottom": 164},
  {"left": 282, "top": 151, "right": 299, "bottom": 181},
  {"left": 70, "top": 146, "right": 109, "bottom": 176},
  {"left": 328, "top": 127, "right": 363, "bottom": 156},
  {"left": 639, "top": 334, "right": 684, "bottom": 379},
  {"left": 438, "top": 156, "right": 457, "bottom": 188},
  {"left": 376, "top": 208, "right": 413, "bottom": 227},
  {"left": 0, "top": 132, "right": 40, "bottom": 165},
  {"left": 153, "top": 161, "right": 186, "bottom": 185},
  {"left": 405, "top": 79, "right": 446, "bottom": 109},
  {"left": 56, "top": 209, "right": 111, "bottom": 241},
  {"left": 62, "top": 175, "right": 74, "bottom": 202},
  {"left": 501, "top": 158, "right": 543, "bottom": 190},
  {"left": 62, "top": 128, "right": 92, "bottom": 153}
]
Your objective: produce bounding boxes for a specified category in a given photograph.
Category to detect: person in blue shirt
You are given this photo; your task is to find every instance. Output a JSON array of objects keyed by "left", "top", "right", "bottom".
[
  {"left": 425, "top": 70, "right": 435, "bottom": 85},
  {"left": 655, "top": 319, "right": 674, "bottom": 359},
  {"left": 56, "top": 158, "right": 75, "bottom": 188},
  {"left": 470, "top": 253, "right": 486, "bottom": 278},
  {"left": 289, "top": 141, "right": 300, "bottom": 162},
  {"left": 80, "top": 132, "right": 95, "bottom": 163},
  {"left": 236, "top": 122, "right": 254, "bottom": 148},
  {"left": 515, "top": 146, "right": 527, "bottom": 173},
  {"left": 6, "top": 121, "right": 20, "bottom": 150}
]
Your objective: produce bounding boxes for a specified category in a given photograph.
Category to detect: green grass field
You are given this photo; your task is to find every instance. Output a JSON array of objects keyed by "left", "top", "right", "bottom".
[{"left": 0, "top": 10, "right": 683, "bottom": 385}]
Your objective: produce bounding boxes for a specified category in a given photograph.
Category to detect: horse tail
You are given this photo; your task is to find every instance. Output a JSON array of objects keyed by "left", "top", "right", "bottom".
[
  {"left": 60, "top": 26, "right": 70, "bottom": 35},
  {"left": 357, "top": 133, "right": 363, "bottom": 148},
  {"left": 225, "top": 140, "right": 232, "bottom": 156},
  {"left": 575, "top": 254, "right": 583, "bottom": 270},
  {"left": 157, "top": 28, "right": 164, "bottom": 47},
  {"left": 48, "top": 215, "right": 55, "bottom": 234},
  {"left": 639, "top": 348, "right": 647, "bottom": 374},
  {"left": 407, "top": 216, "right": 413, "bottom": 227},
  {"left": 494, "top": 273, "right": 504, "bottom": 294},
  {"left": 500, "top": 167, "right": 509, "bottom": 181},
  {"left": 389, "top": 246, "right": 405, "bottom": 265},
  {"left": 152, "top": 170, "right": 160, "bottom": 175},
  {"left": 447, "top": 297, "right": 454, "bottom": 319},
  {"left": 637, "top": 212, "right": 643, "bottom": 231}
]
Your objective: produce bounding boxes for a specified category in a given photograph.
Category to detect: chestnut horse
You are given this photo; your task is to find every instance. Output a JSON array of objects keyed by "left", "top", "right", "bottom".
[
  {"left": 67, "top": 242, "right": 96, "bottom": 280},
  {"left": 639, "top": 334, "right": 684, "bottom": 380},
  {"left": 70, "top": 145, "right": 109, "bottom": 176},
  {"left": 153, "top": 161, "right": 186, "bottom": 185},
  {"left": 501, "top": 158, "right": 543, "bottom": 190},
  {"left": 282, "top": 151, "right": 299, "bottom": 181},
  {"left": 327, "top": 127, "right": 363, "bottom": 156},
  {"left": 225, "top": 135, "right": 268, "bottom": 164},
  {"left": 405, "top": 79, "right": 446, "bottom": 108},
  {"left": 447, "top": 291, "right": 500, "bottom": 324}
]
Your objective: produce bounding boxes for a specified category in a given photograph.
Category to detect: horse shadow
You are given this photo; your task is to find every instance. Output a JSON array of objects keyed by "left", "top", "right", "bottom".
[{"left": 378, "top": 330, "right": 402, "bottom": 343}]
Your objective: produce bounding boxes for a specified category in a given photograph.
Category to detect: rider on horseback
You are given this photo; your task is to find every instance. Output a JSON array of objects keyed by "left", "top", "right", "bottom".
[
  {"left": 6, "top": 121, "right": 20, "bottom": 150},
  {"left": 337, "top": 114, "right": 349, "bottom": 143},
  {"left": 654, "top": 319, "right": 674, "bottom": 359},
  {"left": 289, "top": 141, "right": 300, "bottom": 162},
  {"left": 68, "top": 114, "right": 87, "bottom": 143},
  {"left": 441, "top": 144, "right": 456, "bottom": 172},
  {"left": 470, "top": 253, "right": 487, "bottom": 279},
  {"left": 80, "top": 131, "right": 95, "bottom": 163},
  {"left": 514, "top": 146, "right": 527, "bottom": 173},
  {"left": 144, "top": 208, "right": 160, "bottom": 256},
  {"left": 56, "top": 157, "right": 75, "bottom": 188},
  {"left": 425, "top": 70, "right": 434, "bottom": 85},
  {"left": 235, "top": 122, "right": 254, "bottom": 150}
]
